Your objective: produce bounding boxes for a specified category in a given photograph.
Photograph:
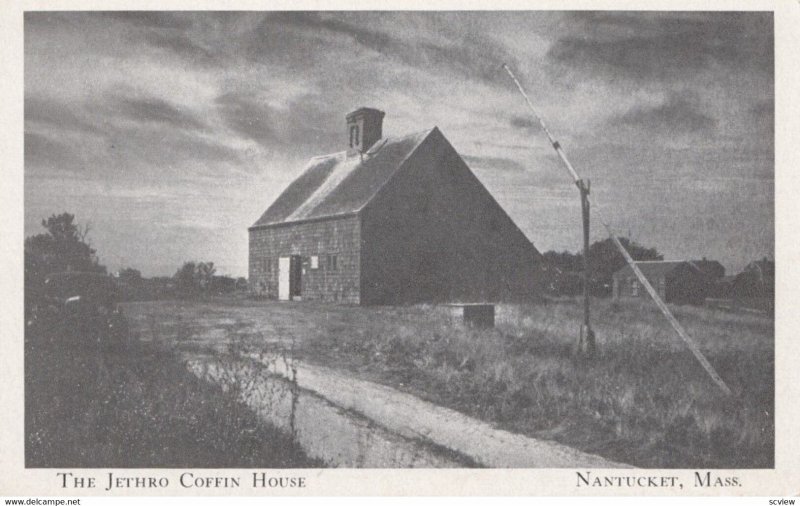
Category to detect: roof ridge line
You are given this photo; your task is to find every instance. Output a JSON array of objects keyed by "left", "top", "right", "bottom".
[{"left": 309, "top": 151, "right": 346, "bottom": 160}]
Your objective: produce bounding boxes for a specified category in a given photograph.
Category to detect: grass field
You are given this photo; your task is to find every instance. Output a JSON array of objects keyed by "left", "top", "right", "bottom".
[
  {"left": 25, "top": 324, "right": 320, "bottom": 468},
  {"left": 123, "top": 296, "right": 774, "bottom": 469}
]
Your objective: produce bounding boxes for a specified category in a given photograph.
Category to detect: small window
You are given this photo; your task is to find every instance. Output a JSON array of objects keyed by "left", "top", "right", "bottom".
[
  {"left": 631, "top": 278, "right": 639, "bottom": 297},
  {"left": 349, "top": 125, "right": 360, "bottom": 148},
  {"left": 263, "top": 258, "right": 271, "bottom": 272},
  {"left": 327, "top": 254, "right": 338, "bottom": 271},
  {"left": 310, "top": 256, "right": 319, "bottom": 269}
]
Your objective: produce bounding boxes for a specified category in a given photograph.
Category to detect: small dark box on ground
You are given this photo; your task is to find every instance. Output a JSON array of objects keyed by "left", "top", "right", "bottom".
[{"left": 445, "top": 304, "right": 495, "bottom": 329}]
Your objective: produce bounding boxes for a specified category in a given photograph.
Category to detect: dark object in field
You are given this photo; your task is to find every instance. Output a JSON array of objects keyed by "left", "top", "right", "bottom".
[
  {"left": 446, "top": 303, "right": 495, "bottom": 329},
  {"left": 27, "top": 271, "right": 131, "bottom": 351}
]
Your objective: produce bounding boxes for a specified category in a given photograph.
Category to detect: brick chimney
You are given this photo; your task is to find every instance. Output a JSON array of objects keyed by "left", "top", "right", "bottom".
[{"left": 346, "top": 107, "right": 385, "bottom": 155}]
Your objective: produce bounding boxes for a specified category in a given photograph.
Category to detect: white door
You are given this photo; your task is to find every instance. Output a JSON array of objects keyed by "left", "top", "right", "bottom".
[{"left": 278, "top": 257, "right": 291, "bottom": 301}]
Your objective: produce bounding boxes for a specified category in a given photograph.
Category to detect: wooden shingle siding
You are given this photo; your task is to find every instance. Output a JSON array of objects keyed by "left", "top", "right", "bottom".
[{"left": 249, "top": 216, "right": 361, "bottom": 304}]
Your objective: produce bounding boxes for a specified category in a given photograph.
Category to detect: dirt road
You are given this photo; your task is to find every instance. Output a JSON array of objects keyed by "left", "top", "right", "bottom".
[{"left": 191, "top": 350, "right": 627, "bottom": 468}]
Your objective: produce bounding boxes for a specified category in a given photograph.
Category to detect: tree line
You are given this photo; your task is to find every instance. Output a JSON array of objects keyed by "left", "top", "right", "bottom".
[{"left": 25, "top": 213, "right": 247, "bottom": 301}]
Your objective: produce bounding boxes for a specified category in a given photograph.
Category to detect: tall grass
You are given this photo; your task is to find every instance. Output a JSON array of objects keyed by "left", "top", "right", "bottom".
[
  {"left": 297, "top": 299, "right": 773, "bottom": 468},
  {"left": 25, "top": 326, "right": 320, "bottom": 468},
  {"left": 123, "top": 297, "right": 773, "bottom": 468}
]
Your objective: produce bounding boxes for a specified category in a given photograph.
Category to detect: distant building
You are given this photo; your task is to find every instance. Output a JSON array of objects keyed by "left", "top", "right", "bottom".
[
  {"left": 248, "top": 108, "right": 544, "bottom": 305},
  {"left": 715, "top": 275, "right": 738, "bottom": 298},
  {"left": 548, "top": 268, "right": 583, "bottom": 296},
  {"left": 732, "top": 258, "right": 774, "bottom": 301},
  {"left": 612, "top": 260, "right": 724, "bottom": 305}
]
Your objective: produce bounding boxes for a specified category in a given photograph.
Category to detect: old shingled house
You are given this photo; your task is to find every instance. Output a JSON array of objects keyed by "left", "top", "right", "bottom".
[{"left": 248, "top": 108, "right": 544, "bottom": 305}]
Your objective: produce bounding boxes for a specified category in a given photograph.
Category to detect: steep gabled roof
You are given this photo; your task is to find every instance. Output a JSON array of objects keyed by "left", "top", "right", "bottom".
[{"left": 250, "top": 128, "right": 434, "bottom": 229}]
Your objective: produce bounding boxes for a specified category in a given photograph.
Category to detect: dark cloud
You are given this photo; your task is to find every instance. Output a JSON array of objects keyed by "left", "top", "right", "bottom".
[
  {"left": 108, "top": 93, "right": 209, "bottom": 132},
  {"left": 26, "top": 112, "right": 240, "bottom": 184},
  {"left": 170, "top": 135, "right": 242, "bottom": 165},
  {"left": 510, "top": 115, "right": 537, "bottom": 130},
  {"left": 24, "top": 132, "right": 85, "bottom": 173},
  {"left": 144, "top": 31, "right": 220, "bottom": 66},
  {"left": 268, "top": 12, "right": 392, "bottom": 53},
  {"left": 215, "top": 92, "right": 279, "bottom": 147},
  {"left": 25, "top": 91, "right": 236, "bottom": 178},
  {"left": 609, "top": 93, "right": 717, "bottom": 134},
  {"left": 243, "top": 15, "right": 325, "bottom": 70},
  {"left": 24, "top": 12, "right": 72, "bottom": 29},
  {"left": 215, "top": 90, "right": 343, "bottom": 154},
  {"left": 25, "top": 96, "right": 105, "bottom": 136},
  {"left": 95, "top": 12, "right": 231, "bottom": 68},
  {"left": 462, "top": 155, "right": 528, "bottom": 172},
  {"left": 549, "top": 34, "right": 703, "bottom": 81},
  {"left": 97, "top": 11, "right": 194, "bottom": 30},
  {"left": 547, "top": 12, "right": 772, "bottom": 82},
  {"left": 415, "top": 35, "right": 514, "bottom": 85},
  {"left": 472, "top": 140, "right": 543, "bottom": 152},
  {"left": 100, "top": 119, "right": 243, "bottom": 169},
  {"left": 161, "top": 132, "right": 242, "bottom": 165},
  {"left": 464, "top": 152, "right": 570, "bottom": 189},
  {"left": 256, "top": 12, "right": 516, "bottom": 86}
]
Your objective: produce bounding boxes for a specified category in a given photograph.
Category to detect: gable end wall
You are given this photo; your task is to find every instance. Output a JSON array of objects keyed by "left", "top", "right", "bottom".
[{"left": 359, "top": 130, "right": 543, "bottom": 305}]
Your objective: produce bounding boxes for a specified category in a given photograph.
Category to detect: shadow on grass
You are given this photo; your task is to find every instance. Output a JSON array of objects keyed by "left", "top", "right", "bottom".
[{"left": 25, "top": 326, "right": 321, "bottom": 468}]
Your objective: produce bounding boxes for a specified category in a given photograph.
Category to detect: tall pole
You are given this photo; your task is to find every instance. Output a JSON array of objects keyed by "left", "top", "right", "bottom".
[
  {"left": 501, "top": 63, "right": 732, "bottom": 395},
  {"left": 496, "top": 63, "right": 597, "bottom": 356},
  {"left": 578, "top": 179, "right": 595, "bottom": 356}
]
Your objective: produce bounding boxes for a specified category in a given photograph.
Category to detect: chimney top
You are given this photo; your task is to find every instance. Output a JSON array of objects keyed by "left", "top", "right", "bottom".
[
  {"left": 346, "top": 107, "right": 385, "bottom": 121},
  {"left": 346, "top": 107, "right": 385, "bottom": 155}
]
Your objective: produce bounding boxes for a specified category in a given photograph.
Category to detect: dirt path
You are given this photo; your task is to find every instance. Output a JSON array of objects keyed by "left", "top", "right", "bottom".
[
  {"left": 186, "top": 353, "right": 470, "bottom": 468},
  {"left": 240, "top": 352, "right": 628, "bottom": 468}
]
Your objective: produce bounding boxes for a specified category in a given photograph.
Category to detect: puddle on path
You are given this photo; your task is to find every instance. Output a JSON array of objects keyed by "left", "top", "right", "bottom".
[{"left": 185, "top": 354, "right": 471, "bottom": 468}]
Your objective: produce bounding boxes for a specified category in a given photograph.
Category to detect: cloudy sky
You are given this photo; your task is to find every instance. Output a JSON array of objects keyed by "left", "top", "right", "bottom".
[{"left": 24, "top": 11, "right": 773, "bottom": 277}]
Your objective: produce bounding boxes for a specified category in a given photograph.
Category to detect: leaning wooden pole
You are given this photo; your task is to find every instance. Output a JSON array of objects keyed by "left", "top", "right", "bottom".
[
  {"left": 579, "top": 179, "right": 595, "bottom": 356},
  {"left": 501, "top": 64, "right": 732, "bottom": 396}
]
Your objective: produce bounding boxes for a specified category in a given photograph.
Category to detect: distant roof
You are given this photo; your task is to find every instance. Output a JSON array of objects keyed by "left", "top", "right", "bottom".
[
  {"left": 688, "top": 259, "right": 725, "bottom": 276},
  {"left": 251, "top": 128, "right": 435, "bottom": 228},
  {"left": 745, "top": 258, "right": 775, "bottom": 277},
  {"left": 614, "top": 261, "right": 686, "bottom": 280},
  {"left": 613, "top": 260, "right": 722, "bottom": 281}
]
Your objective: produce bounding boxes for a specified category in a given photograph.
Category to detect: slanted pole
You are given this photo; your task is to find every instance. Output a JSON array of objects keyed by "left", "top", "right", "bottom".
[
  {"left": 501, "top": 63, "right": 732, "bottom": 395},
  {"left": 578, "top": 179, "right": 595, "bottom": 356}
]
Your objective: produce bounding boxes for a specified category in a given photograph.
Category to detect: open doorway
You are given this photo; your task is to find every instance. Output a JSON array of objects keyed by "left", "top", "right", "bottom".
[
  {"left": 290, "top": 255, "right": 302, "bottom": 300},
  {"left": 278, "top": 255, "right": 302, "bottom": 301}
]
